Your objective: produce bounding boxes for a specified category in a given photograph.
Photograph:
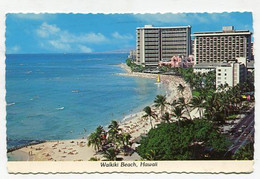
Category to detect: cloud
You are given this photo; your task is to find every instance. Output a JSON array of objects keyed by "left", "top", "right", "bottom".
[
  {"left": 133, "top": 13, "right": 232, "bottom": 24},
  {"left": 35, "top": 22, "right": 135, "bottom": 53},
  {"left": 11, "top": 13, "right": 55, "bottom": 20},
  {"left": 36, "top": 22, "right": 60, "bottom": 38},
  {"left": 112, "top": 32, "right": 133, "bottom": 40},
  {"left": 80, "top": 33, "right": 107, "bottom": 43},
  {"left": 78, "top": 45, "right": 92, "bottom": 53},
  {"left": 59, "top": 32, "right": 107, "bottom": 43},
  {"left": 48, "top": 40, "right": 71, "bottom": 51},
  {"left": 133, "top": 13, "right": 190, "bottom": 24},
  {"left": 35, "top": 22, "right": 107, "bottom": 52},
  {"left": 7, "top": 45, "right": 20, "bottom": 54}
]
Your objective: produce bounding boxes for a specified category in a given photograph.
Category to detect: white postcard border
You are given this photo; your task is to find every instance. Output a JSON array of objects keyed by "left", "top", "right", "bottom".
[{"left": 0, "top": 0, "right": 259, "bottom": 178}]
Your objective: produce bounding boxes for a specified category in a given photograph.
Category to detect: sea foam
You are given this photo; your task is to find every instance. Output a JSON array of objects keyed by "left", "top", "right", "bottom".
[
  {"left": 7, "top": 102, "right": 15, "bottom": 106},
  {"left": 56, "top": 107, "right": 65, "bottom": 110}
]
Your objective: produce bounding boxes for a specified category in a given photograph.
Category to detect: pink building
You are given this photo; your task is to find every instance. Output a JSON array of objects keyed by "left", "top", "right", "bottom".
[{"left": 159, "top": 55, "right": 194, "bottom": 68}]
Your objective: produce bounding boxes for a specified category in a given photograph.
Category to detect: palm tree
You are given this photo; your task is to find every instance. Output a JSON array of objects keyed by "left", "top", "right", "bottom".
[
  {"left": 177, "top": 84, "right": 193, "bottom": 120},
  {"left": 170, "top": 99, "right": 178, "bottom": 110},
  {"left": 217, "top": 84, "right": 224, "bottom": 91},
  {"left": 217, "top": 83, "right": 229, "bottom": 92},
  {"left": 171, "top": 106, "right": 186, "bottom": 133},
  {"left": 154, "top": 95, "right": 168, "bottom": 117},
  {"left": 203, "top": 93, "right": 227, "bottom": 125},
  {"left": 102, "top": 147, "right": 118, "bottom": 161},
  {"left": 177, "top": 97, "right": 192, "bottom": 120},
  {"left": 229, "top": 86, "right": 242, "bottom": 112},
  {"left": 185, "top": 75, "right": 195, "bottom": 90},
  {"left": 87, "top": 131, "right": 100, "bottom": 152},
  {"left": 108, "top": 120, "right": 121, "bottom": 145},
  {"left": 96, "top": 125, "right": 105, "bottom": 135},
  {"left": 161, "top": 112, "right": 171, "bottom": 123},
  {"left": 108, "top": 120, "right": 120, "bottom": 132},
  {"left": 204, "top": 106, "right": 223, "bottom": 125},
  {"left": 224, "top": 83, "right": 230, "bottom": 90},
  {"left": 88, "top": 126, "right": 106, "bottom": 151},
  {"left": 143, "top": 106, "right": 157, "bottom": 129},
  {"left": 119, "top": 133, "right": 132, "bottom": 155},
  {"left": 190, "top": 96, "right": 204, "bottom": 119},
  {"left": 177, "top": 84, "right": 185, "bottom": 96},
  {"left": 87, "top": 125, "right": 106, "bottom": 152},
  {"left": 171, "top": 105, "right": 186, "bottom": 121}
]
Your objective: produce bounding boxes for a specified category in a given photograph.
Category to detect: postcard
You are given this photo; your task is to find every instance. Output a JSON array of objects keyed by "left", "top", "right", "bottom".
[{"left": 4, "top": 12, "right": 254, "bottom": 173}]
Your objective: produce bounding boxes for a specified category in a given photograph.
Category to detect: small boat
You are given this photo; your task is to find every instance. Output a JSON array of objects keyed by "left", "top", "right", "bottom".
[
  {"left": 155, "top": 74, "right": 161, "bottom": 85},
  {"left": 72, "top": 90, "right": 80, "bottom": 93},
  {"left": 56, "top": 107, "right": 65, "bottom": 110},
  {"left": 157, "top": 74, "right": 160, "bottom": 83}
]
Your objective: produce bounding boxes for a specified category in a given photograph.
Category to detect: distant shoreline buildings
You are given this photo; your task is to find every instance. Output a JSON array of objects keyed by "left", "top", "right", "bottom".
[{"left": 129, "top": 25, "right": 254, "bottom": 88}]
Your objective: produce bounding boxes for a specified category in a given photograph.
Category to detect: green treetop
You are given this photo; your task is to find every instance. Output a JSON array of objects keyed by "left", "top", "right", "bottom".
[{"left": 137, "top": 119, "right": 230, "bottom": 160}]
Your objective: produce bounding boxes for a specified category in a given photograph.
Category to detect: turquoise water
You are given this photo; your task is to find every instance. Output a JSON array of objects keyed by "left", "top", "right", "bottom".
[{"left": 6, "top": 53, "right": 166, "bottom": 149}]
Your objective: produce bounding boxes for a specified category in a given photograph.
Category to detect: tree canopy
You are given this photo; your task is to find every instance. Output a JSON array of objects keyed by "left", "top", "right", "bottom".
[
  {"left": 126, "top": 58, "right": 144, "bottom": 72},
  {"left": 137, "top": 119, "right": 230, "bottom": 160}
]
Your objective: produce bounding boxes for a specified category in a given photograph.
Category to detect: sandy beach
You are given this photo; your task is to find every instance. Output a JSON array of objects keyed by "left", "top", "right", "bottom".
[
  {"left": 8, "top": 139, "right": 94, "bottom": 161},
  {"left": 8, "top": 63, "right": 196, "bottom": 161}
]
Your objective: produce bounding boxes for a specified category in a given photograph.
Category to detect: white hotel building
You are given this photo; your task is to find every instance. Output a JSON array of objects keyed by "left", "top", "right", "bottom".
[
  {"left": 215, "top": 58, "right": 247, "bottom": 88},
  {"left": 136, "top": 25, "right": 191, "bottom": 66},
  {"left": 193, "top": 26, "right": 252, "bottom": 64},
  {"left": 193, "top": 58, "right": 247, "bottom": 88}
]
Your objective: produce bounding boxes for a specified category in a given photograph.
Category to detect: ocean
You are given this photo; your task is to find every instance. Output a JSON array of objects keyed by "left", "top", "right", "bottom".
[{"left": 6, "top": 53, "right": 166, "bottom": 149}]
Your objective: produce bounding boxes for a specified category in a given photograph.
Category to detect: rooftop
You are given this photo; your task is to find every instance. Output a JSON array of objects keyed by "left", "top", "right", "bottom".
[
  {"left": 194, "top": 62, "right": 232, "bottom": 69},
  {"left": 137, "top": 25, "right": 191, "bottom": 30},
  {"left": 193, "top": 26, "right": 252, "bottom": 36},
  {"left": 193, "top": 30, "right": 251, "bottom": 35},
  {"left": 247, "top": 60, "right": 254, "bottom": 68}
]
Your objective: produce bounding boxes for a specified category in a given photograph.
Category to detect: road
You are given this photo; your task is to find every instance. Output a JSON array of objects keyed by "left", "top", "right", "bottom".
[{"left": 227, "top": 107, "right": 254, "bottom": 153}]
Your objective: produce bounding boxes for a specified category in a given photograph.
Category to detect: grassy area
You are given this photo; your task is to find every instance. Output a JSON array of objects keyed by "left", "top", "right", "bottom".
[
  {"left": 192, "top": 90, "right": 200, "bottom": 97},
  {"left": 226, "top": 114, "right": 238, "bottom": 120}
]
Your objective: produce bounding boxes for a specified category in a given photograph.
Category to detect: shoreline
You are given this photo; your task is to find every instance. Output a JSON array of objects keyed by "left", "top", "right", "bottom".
[
  {"left": 8, "top": 63, "right": 193, "bottom": 161},
  {"left": 116, "top": 63, "right": 192, "bottom": 103},
  {"left": 7, "top": 140, "right": 46, "bottom": 153}
]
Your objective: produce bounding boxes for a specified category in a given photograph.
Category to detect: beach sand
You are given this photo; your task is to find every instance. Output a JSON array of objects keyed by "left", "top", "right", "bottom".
[
  {"left": 8, "top": 63, "right": 197, "bottom": 161},
  {"left": 8, "top": 139, "right": 94, "bottom": 161}
]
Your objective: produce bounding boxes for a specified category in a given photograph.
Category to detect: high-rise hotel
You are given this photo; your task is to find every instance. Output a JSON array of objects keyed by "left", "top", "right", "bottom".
[
  {"left": 193, "top": 26, "right": 252, "bottom": 64},
  {"left": 136, "top": 25, "right": 191, "bottom": 66},
  {"left": 193, "top": 26, "right": 253, "bottom": 88}
]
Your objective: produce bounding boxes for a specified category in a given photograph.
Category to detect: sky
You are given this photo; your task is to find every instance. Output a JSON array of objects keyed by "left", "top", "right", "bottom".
[{"left": 5, "top": 12, "right": 253, "bottom": 54}]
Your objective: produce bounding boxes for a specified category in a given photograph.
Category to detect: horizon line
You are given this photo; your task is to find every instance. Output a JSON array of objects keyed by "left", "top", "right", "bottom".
[{"left": 5, "top": 51, "right": 130, "bottom": 55}]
